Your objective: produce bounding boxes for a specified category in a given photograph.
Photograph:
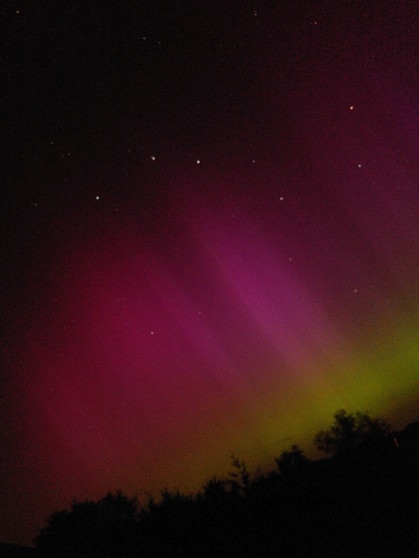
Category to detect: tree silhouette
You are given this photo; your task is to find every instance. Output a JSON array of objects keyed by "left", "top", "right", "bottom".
[
  {"left": 275, "top": 444, "right": 309, "bottom": 474},
  {"left": 34, "top": 411, "right": 419, "bottom": 557},
  {"left": 314, "top": 409, "right": 391, "bottom": 457},
  {"left": 35, "top": 491, "right": 139, "bottom": 558},
  {"left": 202, "top": 476, "right": 230, "bottom": 502},
  {"left": 228, "top": 454, "right": 258, "bottom": 496}
]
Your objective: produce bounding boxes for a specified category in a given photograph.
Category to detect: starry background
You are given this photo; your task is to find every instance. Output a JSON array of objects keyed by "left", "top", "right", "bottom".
[{"left": 1, "top": 0, "right": 418, "bottom": 547}]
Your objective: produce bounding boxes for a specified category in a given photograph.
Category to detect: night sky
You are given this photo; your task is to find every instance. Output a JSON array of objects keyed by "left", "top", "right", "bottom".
[{"left": 2, "top": 1, "right": 418, "bottom": 547}]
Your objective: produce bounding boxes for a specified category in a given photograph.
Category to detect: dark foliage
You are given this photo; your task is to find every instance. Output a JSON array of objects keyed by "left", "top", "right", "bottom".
[
  {"left": 275, "top": 444, "right": 309, "bottom": 475},
  {"left": 35, "top": 492, "right": 140, "bottom": 558},
  {"left": 34, "top": 411, "right": 419, "bottom": 557},
  {"left": 314, "top": 409, "right": 392, "bottom": 457},
  {"left": 0, "top": 544, "right": 37, "bottom": 557}
]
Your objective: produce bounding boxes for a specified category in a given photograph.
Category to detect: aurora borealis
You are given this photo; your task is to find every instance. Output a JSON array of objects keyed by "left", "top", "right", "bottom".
[{"left": 2, "top": 1, "right": 418, "bottom": 546}]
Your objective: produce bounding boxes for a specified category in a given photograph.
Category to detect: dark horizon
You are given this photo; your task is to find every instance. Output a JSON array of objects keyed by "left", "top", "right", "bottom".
[{"left": 3, "top": 412, "right": 419, "bottom": 556}]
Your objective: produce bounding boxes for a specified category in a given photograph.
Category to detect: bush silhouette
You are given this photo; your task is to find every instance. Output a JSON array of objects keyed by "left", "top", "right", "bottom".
[
  {"left": 35, "top": 491, "right": 139, "bottom": 558},
  {"left": 34, "top": 411, "right": 419, "bottom": 557},
  {"left": 275, "top": 444, "right": 309, "bottom": 474},
  {"left": 314, "top": 409, "right": 391, "bottom": 457}
]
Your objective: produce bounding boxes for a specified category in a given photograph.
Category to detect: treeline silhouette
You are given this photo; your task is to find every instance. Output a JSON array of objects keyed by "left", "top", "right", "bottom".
[{"left": 32, "top": 410, "right": 418, "bottom": 557}]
